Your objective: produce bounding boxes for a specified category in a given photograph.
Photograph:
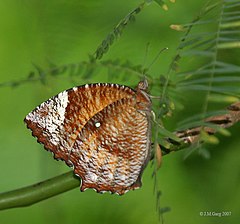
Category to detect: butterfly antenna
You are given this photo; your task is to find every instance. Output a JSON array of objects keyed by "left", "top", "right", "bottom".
[
  {"left": 141, "top": 45, "right": 168, "bottom": 87},
  {"left": 142, "top": 42, "right": 150, "bottom": 72},
  {"left": 147, "top": 47, "right": 169, "bottom": 72},
  {"left": 141, "top": 47, "right": 168, "bottom": 87},
  {"left": 139, "top": 42, "right": 151, "bottom": 83}
]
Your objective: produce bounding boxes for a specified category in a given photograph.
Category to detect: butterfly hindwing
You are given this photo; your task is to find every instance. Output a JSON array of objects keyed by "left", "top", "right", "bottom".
[{"left": 68, "top": 97, "right": 151, "bottom": 194}]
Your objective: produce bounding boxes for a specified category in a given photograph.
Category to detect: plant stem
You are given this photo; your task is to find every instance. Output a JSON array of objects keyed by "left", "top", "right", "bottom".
[{"left": 0, "top": 171, "right": 80, "bottom": 211}]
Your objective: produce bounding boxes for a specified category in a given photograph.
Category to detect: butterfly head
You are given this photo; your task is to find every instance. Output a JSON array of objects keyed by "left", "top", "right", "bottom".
[{"left": 137, "top": 78, "right": 148, "bottom": 92}]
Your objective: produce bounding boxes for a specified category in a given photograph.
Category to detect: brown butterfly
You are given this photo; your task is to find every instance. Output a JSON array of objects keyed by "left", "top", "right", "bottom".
[{"left": 25, "top": 80, "right": 152, "bottom": 195}]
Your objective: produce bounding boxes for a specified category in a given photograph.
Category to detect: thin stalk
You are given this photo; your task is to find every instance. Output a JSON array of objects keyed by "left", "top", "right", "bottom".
[{"left": 0, "top": 171, "right": 80, "bottom": 211}]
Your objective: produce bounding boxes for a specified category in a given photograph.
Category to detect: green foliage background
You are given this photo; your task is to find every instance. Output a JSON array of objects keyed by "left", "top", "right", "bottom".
[{"left": 0, "top": 0, "right": 239, "bottom": 223}]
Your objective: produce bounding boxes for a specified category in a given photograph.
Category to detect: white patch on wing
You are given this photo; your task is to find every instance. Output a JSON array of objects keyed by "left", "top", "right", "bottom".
[
  {"left": 95, "top": 122, "right": 101, "bottom": 128},
  {"left": 25, "top": 91, "right": 69, "bottom": 146}
]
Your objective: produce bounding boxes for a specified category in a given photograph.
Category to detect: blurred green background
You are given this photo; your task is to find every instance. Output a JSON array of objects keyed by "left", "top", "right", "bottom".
[{"left": 0, "top": 0, "right": 239, "bottom": 223}]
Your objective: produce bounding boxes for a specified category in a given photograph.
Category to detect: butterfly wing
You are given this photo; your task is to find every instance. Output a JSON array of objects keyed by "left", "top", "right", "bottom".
[
  {"left": 69, "top": 97, "right": 152, "bottom": 195},
  {"left": 24, "top": 84, "right": 135, "bottom": 163}
]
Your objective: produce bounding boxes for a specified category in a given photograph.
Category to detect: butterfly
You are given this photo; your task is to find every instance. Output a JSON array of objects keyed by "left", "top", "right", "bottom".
[{"left": 24, "top": 80, "right": 152, "bottom": 195}]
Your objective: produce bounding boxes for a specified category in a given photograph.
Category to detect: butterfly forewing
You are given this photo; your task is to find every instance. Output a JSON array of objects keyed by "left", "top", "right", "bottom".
[{"left": 25, "top": 84, "right": 135, "bottom": 161}]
